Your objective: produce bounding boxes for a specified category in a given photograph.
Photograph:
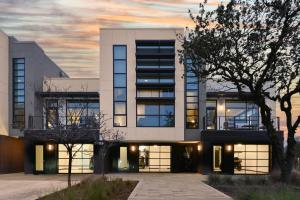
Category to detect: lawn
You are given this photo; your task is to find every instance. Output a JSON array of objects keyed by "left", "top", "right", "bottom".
[
  {"left": 207, "top": 171, "right": 300, "bottom": 200},
  {"left": 39, "top": 177, "right": 138, "bottom": 200}
]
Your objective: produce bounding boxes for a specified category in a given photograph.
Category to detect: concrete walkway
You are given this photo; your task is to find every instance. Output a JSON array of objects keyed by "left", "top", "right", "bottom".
[
  {"left": 0, "top": 173, "right": 231, "bottom": 200},
  {"left": 109, "top": 173, "right": 232, "bottom": 200},
  {"left": 0, "top": 173, "right": 86, "bottom": 200}
]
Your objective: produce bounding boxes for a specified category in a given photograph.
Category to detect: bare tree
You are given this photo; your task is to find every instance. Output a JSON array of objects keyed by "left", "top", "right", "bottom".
[
  {"left": 96, "top": 112, "right": 125, "bottom": 177},
  {"left": 179, "top": 0, "right": 300, "bottom": 182}
]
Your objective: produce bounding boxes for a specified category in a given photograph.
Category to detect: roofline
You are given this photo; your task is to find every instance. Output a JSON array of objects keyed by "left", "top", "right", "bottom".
[{"left": 100, "top": 27, "right": 183, "bottom": 30}]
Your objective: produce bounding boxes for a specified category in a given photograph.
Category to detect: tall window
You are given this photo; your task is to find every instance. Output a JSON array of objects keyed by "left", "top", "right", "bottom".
[
  {"left": 113, "top": 45, "right": 127, "bottom": 127},
  {"left": 13, "top": 58, "right": 25, "bottom": 129},
  {"left": 206, "top": 100, "right": 217, "bottom": 130},
  {"left": 137, "top": 103, "right": 175, "bottom": 127},
  {"left": 185, "top": 59, "right": 199, "bottom": 129}
]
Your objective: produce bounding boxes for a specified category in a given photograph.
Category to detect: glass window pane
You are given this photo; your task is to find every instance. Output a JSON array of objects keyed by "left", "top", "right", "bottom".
[
  {"left": 114, "top": 74, "right": 126, "bottom": 87},
  {"left": 14, "top": 70, "right": 24, "bottom": 76},
  {"left": 114, "top": 60, "right": 126, "bottom": 73},
  {"left": 160, "top": 104, "right": 174, "bottom": 115},
  {"left": 160, "top": 116, "right": 174, "bottom": 127},
  {"left": 114, "top": 116, "right": 126, "bottom": 126},
  {"left": 114, "top": 102, "right": 126, "bottom": 114},
  {"left": 14, "top": 90, "right": 25, "bottom": 96},
  {"left": 186, "top": 84, "right": 198, "bottom": 90},
  {"left": 137, "top": 116, "right": 159, "bottom": 127},
  {"left": 114, "top": 88, "right": 126, "bottom": 101},
  {"left": 114, "top": 46, "right": 126, "bottom": 59},
  {"left": 137, "top": 104, "right": 159, "bottom": 115}
]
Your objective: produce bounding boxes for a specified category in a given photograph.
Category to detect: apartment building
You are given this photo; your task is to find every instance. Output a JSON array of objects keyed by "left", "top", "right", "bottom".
[{"left": 0, "top": 28, "right": 282, "bottom": 175}]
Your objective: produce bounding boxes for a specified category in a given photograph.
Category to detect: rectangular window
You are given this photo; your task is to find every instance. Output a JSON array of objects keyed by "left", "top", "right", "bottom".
[
  {"left": 225, "top": 100, "right": 259, "bottom": 130},
  {"left": 206, "top": 100, "right": 217, "bottom": 130},
  {"left": 58, "top": 144, "right": 94, "bottom": 173},
  {"left": 13, "top": 58, "right": 25, "bottom": 129},
  {"left": 234, "top": 144, "right": 270, "bottom": 174},
  {"left": 185, "top": 59, "right": 199, "bottom": 129},
  {"left": 137, "top": 103, "right": 175, "bottom": 127},
  {"left": 113, "top": 45, "right": 127, "bottom": 127}
]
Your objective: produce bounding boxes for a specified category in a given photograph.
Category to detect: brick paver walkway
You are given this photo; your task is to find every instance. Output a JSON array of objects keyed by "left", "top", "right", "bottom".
[{"left": 109, "top": 173, "right": 232, "bottom": 200}]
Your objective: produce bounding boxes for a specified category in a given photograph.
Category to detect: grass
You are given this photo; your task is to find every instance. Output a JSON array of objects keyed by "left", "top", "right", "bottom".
[
  {"left": 206, "top": 171, "right": 300, "bottom": 200},
  {"left": 39, "top": 177, "right": 138, "bottom": 200}
]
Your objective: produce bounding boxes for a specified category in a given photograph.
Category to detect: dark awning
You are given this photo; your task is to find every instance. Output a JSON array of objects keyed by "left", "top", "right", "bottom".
[
  {"left": 201, "top": 130, "right": 283, "bottom": 143},
  {"left": 24, "top": 129, "right": 99, "bottom": 143},
  {"left": 37, "top": 92, "right": 99, "bottom": 98}
]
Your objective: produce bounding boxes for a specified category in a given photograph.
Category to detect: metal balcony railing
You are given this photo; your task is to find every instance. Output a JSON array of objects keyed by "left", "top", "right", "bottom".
[
  {"left": 27, "top": 115, "right": 100, "bottom": 130},
  {"left": 203, "top": 116, "right": 280, "bottom": 131}
]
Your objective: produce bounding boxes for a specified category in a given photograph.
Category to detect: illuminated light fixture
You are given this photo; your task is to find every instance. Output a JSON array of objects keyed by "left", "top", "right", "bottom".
[
  {"left": 197, "top": 144, "right": 202, "bottom": 151},
  {"left": 226, "top": 145, "right": 232, "bottom": 152},
  {"left": 47, "top": 144, "right": 54, "bottom": 151},
  {"left": 153, "top": 145, "right": 158, "bottom": 148},
  {"left": 130, "top": 145, "right": 136, "bottom": 152},
  {"left": 227, "top": 109, "right": 231, "bottom": 112},
  {"left": 237, "top": 143, "right": 243, "bottom": 147}
]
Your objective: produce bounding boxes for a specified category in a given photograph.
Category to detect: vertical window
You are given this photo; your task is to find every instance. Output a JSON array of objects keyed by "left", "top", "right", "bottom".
[
  {"left": 185, "top": 59, "right": 199, "bottom": 129},
  {"left": 206, "top": 100, "right": 217, "bottom": 130},
  {"left": 13, "top": 58, "right": 25, "bottom": 129},
  {"left": 113, "top": 45, "right": 127, "bottom": 127}
]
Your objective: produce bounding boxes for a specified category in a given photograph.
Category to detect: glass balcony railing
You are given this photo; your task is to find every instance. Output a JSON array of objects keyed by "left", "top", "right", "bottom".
[
  {"left": 27, "top": 115, "right": 100, "bottom": 130},
  {"left": 204, "top": 116, "right": 280, "bottom": 131}
]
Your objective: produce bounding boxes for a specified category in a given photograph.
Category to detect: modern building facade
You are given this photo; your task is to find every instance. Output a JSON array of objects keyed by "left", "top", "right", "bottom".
[{"left": 0, "top": 28, "right": 282, "bottom": 175}]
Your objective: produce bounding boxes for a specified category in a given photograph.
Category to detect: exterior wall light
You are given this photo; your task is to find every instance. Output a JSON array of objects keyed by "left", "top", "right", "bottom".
[
  {"left": 197, "top": 144, "right": 202, "bottom": 152},
  {"left": 47, "top": 144, "right": 54, "bottom": 151},
  {"left": 226, "top": 145, "right": 232, "bottom": 152},
  {"left": 130, "top": 145, "right": 136, "bottom": 152}
]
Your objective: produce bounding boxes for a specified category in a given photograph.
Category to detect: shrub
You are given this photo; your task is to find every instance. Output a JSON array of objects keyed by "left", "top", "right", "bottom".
[
  {"left": 207, "top": 174, "right": 221, "bottom": 185},
  {"left": 223, "top": 176, "right": 234, "bottom": 185}
]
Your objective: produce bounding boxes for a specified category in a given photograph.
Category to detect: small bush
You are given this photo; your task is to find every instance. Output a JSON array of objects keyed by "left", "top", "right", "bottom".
[
  {"left": 223, "top": 176, "right": 234, "bottom": 185},
  {"left": 207, "top": 174, "right": 221, "bottom": 185}
]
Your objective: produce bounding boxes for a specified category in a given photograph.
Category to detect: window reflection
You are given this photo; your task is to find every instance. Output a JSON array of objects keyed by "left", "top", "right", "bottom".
[
  {"left": 58, "top": 144, "right": 94, "bottom": 173},
  {"left": 139, "top": 145, "right": 171, "bottom": 172},
  {"left": 234, "top": 144, "right": 269, "bottom": 174},
  {"left": 137, "top": 103, "right": 175, "bottom": 127},
  {"left": 225, "top": 101, "right": 259, "bottom": 130}
]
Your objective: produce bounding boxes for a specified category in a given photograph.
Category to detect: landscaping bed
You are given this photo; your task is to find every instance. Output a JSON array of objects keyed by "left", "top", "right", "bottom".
[
  {"left": 207, "top": 171, "right": 300, "bottom": 200},
  {"left": 39, "top": 177, "right": 138, "bottom": 200}
]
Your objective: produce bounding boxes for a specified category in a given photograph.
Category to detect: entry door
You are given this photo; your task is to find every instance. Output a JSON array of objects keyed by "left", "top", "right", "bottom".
[
  {"left": 35, "top": 145, "right": 44, "bottom": 173},
  {"left": 213, "top": 146, "right": 222, "bottom": 172}
]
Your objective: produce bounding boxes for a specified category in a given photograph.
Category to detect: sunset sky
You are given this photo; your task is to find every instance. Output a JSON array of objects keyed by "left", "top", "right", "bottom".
[{"left": 0, "top": 0, "right": 299, "bottom": 137}]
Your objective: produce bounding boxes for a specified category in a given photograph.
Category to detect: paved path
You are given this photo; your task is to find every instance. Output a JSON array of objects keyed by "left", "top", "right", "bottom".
[
  {"left": 0, "top": 173, "right": 87, "bottom": 200},
  {"left": 0, "top": 173, "right": 231, "bottom": 200},
  {"left": 109, "top": 173, "right": 232, "bottom": 200}
]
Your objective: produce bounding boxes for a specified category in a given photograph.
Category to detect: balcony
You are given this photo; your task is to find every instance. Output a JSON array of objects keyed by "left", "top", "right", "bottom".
[
  {"left": 27, "top": 115, "right": 100, "bottom": 130},
  {"left": 203, "top": 116, "right": 281, "bottom": 131}
]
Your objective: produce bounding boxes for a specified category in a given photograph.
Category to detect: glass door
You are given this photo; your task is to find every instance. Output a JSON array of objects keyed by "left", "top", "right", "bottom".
[
  {"left": 35, "top": 145, "right": 44, "bottom": 173},
  {"left": 213, "top": 146, "right": 222, "bottom": 172}
]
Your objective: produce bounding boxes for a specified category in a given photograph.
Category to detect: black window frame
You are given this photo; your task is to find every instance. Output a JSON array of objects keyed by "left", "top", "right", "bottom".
[
  {"left": 113, "top": 45, "right": 127, "bottom": 127},
  {"left": 185, "top": 59, "right": 199, "bottom": 129},
  {"left": 136, "top": 102, "right": 175, "bottom": 127},
  {"left": 12, "top": 58, "right": 25, "bottom": 129}
]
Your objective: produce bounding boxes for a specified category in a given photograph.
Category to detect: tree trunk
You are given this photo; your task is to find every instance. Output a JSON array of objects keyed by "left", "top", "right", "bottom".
[
  {"left": 280, "top": 128, "right": 297, "bottom": 182},
  {"left": 68, "top": 149, "right": 72, "bottom": 188},
  {"left": 259, "top": 102, "right": 286, "bottom": 181},
  {"left": 101, "top": 147, "right": 105, "bottom": 177}
]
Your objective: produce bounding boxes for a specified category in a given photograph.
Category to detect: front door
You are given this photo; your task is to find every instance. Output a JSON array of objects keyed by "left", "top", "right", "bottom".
[
  {"left": 35, "top": 145, "right": 44, "bottom": 173},
  {"left": 213, "top": 145, "right": 222, "bottom": 172}
]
